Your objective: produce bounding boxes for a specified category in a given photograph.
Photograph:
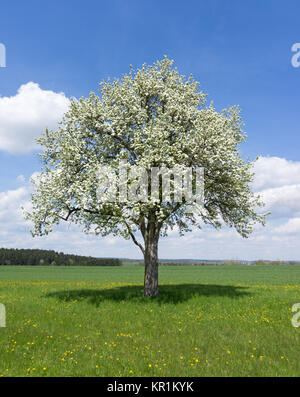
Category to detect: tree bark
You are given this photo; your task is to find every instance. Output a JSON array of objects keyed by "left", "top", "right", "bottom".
[{"left": 143, "top": 235, "right": 159, "bottom": 296}]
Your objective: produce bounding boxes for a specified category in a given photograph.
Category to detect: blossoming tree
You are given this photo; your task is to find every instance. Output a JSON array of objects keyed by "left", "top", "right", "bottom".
[{"left": 25, "top": 57, "right": 266, "bottom": 296}]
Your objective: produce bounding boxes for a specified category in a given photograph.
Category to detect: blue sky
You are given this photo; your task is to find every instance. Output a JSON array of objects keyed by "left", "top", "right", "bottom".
[{"left": 0, "top": 0, "right": 300, "bottom": 260}]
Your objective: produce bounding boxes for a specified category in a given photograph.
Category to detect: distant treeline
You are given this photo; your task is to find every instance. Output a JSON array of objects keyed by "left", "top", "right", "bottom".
[
  {"left": 251, "top": 260, "right": 300, "bottom": 266},
  {"left": 0, "top": 248, "right": 122, "bottom": 266},
  {"left": 158, "top": 261, "right": 220, "bottom": 266},
  {"left": 158, "top": 260, "right": 300, "bottom": 266}
]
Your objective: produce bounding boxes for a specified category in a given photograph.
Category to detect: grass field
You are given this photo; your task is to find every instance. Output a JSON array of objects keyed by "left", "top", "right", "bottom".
[{"left": 1, "top": 264, "right": 300, "bottom": 377}]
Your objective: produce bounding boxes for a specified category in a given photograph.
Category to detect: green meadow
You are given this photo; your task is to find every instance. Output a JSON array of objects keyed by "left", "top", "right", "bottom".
[{"left": 0, "top": 264, "right": 300, "bottom": 377}]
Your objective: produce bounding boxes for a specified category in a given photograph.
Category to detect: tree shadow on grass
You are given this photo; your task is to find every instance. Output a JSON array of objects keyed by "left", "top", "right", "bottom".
[{"left": 45, "top": 283, "right": 251, "bottom": 306}]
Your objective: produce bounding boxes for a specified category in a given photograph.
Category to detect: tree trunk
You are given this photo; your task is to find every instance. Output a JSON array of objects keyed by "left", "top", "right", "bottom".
[{"left": 143, "top": 235, "right": 159, "bottom": 297}]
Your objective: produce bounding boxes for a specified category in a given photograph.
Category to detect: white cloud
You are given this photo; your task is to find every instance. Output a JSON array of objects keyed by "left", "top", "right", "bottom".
[
  {"left": 273, "top": 218, "right": 300, "bottom": 235},
  {"left": 0, "top": 187, "right": 28, "bottom": 223},
  {"left": 252, "top": 156, "right": 300, "bottom": 191},
  {"left": 259, "top": 184, "right": 300, "bottom": 219},
  {"left": 16, "top": 174, "right": 25, "bottom": 183},
  {"left": 248, "top": 156, "right": 300, "bottom": 221},
  {"left": 0, "top": 82, "right": 70, "bottom": 154}
]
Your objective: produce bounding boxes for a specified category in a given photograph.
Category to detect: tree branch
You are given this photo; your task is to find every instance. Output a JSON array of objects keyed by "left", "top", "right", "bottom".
[{"left": 124, "top": 221, "right": 145, "bottom": 255}]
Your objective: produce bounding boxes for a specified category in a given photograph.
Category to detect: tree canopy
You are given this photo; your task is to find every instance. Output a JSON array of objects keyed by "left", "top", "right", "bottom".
[{"left": 25, "top": 57, "right": 266, "bottom": 296}]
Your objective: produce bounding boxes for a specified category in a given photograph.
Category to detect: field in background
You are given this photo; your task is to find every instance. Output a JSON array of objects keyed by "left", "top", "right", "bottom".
[{"left": 0, "top": 265, "right": 300, "bottom": 376}]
